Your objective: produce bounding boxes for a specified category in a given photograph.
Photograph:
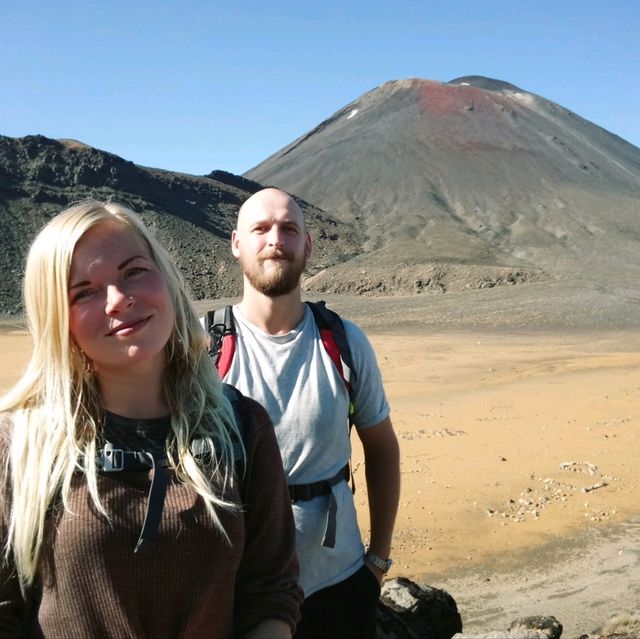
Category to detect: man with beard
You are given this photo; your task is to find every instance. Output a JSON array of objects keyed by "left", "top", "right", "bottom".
[{"left": 215, "top": 188, "right": 400, "bottom": 639}]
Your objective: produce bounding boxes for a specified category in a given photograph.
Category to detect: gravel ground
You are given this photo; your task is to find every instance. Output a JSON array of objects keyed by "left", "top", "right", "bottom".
[{"left": 428, "top": 517, "right": 640, "bottom": 637}]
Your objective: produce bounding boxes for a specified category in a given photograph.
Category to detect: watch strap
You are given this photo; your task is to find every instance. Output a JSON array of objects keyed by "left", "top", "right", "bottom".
[{"left": 365, "top": 549, "right": 393, "bottom": 573}]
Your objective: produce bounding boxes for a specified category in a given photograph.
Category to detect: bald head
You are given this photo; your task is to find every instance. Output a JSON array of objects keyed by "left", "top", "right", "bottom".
[
  {"left": 237, "top": 188, "right": 306, "bottom": 234},
  {"left": 231, "top": 188, "right": 312, "bottom": 298}
]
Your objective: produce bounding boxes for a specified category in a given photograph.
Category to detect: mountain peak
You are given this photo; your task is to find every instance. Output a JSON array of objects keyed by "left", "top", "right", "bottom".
[
  {"left": 366, "top": 76, "right": 525, "bottom": 100},
  {"left": 245, "top": 75, "right": 640, "bottom": 292},
  {"left": 57, "top": 138, "right": 93, "bottom": 151},
  {"left": 448, "top": 76, "right": 525, "bottom": 93}
]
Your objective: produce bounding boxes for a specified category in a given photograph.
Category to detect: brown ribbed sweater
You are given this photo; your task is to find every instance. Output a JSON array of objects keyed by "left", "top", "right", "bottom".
[{"left": 0, "top": 397, "right": 302, "bottom": 638}]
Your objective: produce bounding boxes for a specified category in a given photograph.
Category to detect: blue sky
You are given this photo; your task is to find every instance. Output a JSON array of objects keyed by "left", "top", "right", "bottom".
[{"left": 2, "top": 1, "right": 639, "bottom": 176}]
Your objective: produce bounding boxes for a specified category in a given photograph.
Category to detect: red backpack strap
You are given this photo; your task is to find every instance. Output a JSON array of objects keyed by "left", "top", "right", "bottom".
[
  {"left": 306, "top": 301, "right": 356, "bottom": 418},
  {"left": 318, "top": 328, "right": 345, "bottom": 384},
  {"left": 206, "top": 306, "right": 236, "bottom": 378},
  {"left": 217, "top": 333, "right": 236, "bottom": 379}
]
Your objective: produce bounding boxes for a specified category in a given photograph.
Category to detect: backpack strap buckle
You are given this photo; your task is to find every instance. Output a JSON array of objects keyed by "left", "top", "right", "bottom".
[{"left": 100, "top": 442, "right": 125, "bottom": 472}]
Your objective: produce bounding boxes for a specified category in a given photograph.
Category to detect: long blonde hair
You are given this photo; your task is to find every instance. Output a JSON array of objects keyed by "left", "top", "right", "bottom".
[{"left": 1, "top": 201, "right": 243, "bottom": 587}]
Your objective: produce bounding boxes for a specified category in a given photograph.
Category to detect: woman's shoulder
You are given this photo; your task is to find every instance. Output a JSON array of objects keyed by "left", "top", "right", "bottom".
[
  {"left": 235, "top": 392, "right": 274, "bottom": 434},
  {"left": 222, "top": 384, "right": 274, "bottom": 440}
]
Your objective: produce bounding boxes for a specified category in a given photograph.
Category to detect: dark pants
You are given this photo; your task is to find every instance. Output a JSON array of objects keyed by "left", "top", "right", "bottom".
[{"left": 293, "top": 565, "right": 381, "bottom": 639}]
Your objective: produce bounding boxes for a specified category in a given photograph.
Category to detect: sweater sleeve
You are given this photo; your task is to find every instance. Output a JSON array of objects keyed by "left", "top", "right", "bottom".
[
  {"left": 0, "top": 414, "right": 29, "bottom": 637},
  {"left": 233, "top": 397, "right": 303, "bottom": 636}
]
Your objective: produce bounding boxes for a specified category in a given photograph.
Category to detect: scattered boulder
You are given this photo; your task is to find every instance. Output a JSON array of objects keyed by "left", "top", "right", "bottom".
[
  {"left": 579, "top": 612, "right": 640, "bottom": 639},
  {"left": 374, "top": 578, "right": 640, "bottom": 639},
  {"left": 453, "top": 617, "right": 562, "bottom": 639},
  {"left": 377, "top": 577, "right": 463, "bottom": 639},
  {"left": 510, "top": 617, "right": 563, "bottom": 639},
  {"left": 453, "top": 632, "right": 552, "bottom": 639},
  {"left": 455, "top": 615, "right": 562, "bottom": 639}
]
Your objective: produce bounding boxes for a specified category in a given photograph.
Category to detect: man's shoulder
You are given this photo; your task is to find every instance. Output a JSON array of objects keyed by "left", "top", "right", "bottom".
[
  {"left": 303, "top": 301, "right": 363, "bottom": 333},
  {"left": 337, "top": 315, "right": 370, "bottom": 347}
]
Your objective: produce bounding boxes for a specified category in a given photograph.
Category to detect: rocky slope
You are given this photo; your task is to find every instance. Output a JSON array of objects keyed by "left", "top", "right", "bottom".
[
  {"left": 0, "top": 135, "right": 358, "bottom": 313},
  {"left": 4, "top": 76, "right": 640, "bottom": 319}
]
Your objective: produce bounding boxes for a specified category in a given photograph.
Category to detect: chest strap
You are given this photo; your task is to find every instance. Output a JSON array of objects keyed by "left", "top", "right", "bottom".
[
  {"left": 288, "top": 465, "right": 350, "bottom": 549},
  {"left": 97, "top": 436, "right": 246, "bottom": 555},
  {"left": 96, "top": 385, "right": 247, "bottom": 555},
  {"left": 98, "top": 443, "right": 169, "bottom": 555}
]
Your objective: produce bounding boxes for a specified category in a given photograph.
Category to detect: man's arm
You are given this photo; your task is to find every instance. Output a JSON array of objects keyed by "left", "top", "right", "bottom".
[{"left": 357, "top": 415, "right": 401, "bottom": 582}]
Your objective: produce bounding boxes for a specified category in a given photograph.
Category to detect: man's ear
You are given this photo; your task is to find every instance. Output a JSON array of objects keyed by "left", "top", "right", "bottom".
[
  {"left": 231, "top": 229, "right": 240, "bottom": 258},
  {"left": 304, "top": 233, "right": 313, "bottom": 258}
]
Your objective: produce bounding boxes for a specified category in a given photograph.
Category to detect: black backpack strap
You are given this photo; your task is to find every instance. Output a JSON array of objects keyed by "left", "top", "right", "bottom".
[
  {"left": 96, "top": 442, "right": 169, "bottom": 555},
  {"left": 98, "top": 442, "right": 169, "bottom": 472},
  {"left": 184, "top": 386, "right": 246, "bottom": 469},
  {"left": 221, "top": 383, "right": 247, "bottom": 466},
  {"left": 306, "top": 300, "right": 357, "bottom": 417},
  {"left": 97, "top": 446, "right": 169, "bottom": 555},
  {"left": 133, "top": 453, "right": 169, "bottom": 555},
  {"left": 306, "top": 301, "right": 359, "bottom": 507}
]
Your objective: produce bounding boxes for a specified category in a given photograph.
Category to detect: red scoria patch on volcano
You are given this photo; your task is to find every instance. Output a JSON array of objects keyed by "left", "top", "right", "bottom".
[{"left": 418, "top": 81, "right": 507, "bottom": 119}]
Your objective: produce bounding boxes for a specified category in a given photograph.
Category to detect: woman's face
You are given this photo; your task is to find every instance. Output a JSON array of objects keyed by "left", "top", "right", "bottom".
[{"left": 68, "top": 221, "right": 175, "bottom": 376}]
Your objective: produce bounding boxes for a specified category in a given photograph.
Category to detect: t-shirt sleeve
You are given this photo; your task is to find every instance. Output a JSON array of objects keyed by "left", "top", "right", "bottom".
[
  {"left": 233, "top": 398, "right": 303, "bottom": 635},
  {"left": 344, "top": 321, "right": 391, "bottom": 430}
]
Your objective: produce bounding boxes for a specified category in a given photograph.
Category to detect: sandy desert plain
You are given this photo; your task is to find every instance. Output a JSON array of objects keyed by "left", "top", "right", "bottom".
[{"left": 1, "top": 285, "right": 639, "bottom": 636}]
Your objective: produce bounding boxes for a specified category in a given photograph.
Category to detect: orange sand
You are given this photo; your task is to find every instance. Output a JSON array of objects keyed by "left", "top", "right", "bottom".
[
  {"left": 2, "top": 328, "right": 639, "bottom": 588},
  {"left": 352, "top": 330, "right": 640, "bottom": 585}
]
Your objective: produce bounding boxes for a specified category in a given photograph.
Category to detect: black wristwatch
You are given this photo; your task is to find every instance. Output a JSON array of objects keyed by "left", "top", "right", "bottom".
[{"left": 365, "top": 550, "right": 393, "bottom": 574}]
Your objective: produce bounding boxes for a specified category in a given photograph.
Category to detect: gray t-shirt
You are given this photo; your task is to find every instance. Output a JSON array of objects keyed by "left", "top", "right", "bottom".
[{"left": 221, "top": 304, "right": 390, "bottom": 595}]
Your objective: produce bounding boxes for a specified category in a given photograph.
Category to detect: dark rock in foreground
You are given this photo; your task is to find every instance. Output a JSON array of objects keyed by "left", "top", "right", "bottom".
[
  {"left": 377, "top": 577, "right": 463, "bottom": 639},
  {"left": 376, "top": 577, "right": 640, "bottom": 639}
]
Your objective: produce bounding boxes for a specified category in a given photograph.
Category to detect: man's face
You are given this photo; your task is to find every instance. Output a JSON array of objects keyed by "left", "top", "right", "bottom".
[{"left": 232, "top": 190, "right": 312, "bottom": 297}]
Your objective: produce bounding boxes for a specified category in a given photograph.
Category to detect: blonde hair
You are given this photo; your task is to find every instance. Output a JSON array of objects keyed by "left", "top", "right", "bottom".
[{"left": 1, "top": 200, "right": 243, "bottom": 587}]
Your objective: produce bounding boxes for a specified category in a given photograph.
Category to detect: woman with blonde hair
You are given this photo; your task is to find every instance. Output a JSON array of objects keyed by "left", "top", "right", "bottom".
[{"left": 0, "top": 201, "right": 302, "bottom": 638}]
